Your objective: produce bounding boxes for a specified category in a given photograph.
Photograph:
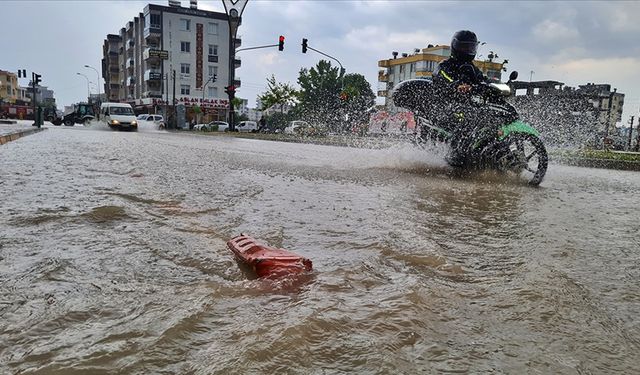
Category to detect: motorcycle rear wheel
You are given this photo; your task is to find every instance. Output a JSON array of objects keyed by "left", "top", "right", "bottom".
[{"left": 496, "top": 134, "right": 548, "bottom": 185}]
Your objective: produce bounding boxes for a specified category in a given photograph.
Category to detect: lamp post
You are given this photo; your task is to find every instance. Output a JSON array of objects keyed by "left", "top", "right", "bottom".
[
  {"left": 222, "top": 0, "right": 248, "bottom": 132},
  {"left": 76, "top": 72, "right": 91, "bottom": 102},
  {"left": 84, "top": 64, "right": 101, "bottom": 103}
]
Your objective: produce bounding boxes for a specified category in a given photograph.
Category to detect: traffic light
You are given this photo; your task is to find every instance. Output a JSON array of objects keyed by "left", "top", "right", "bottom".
[
  {"left": 278, "top": 35, "right": 285, "bottom": 51},
  {"left": 213, "top": 74, "right": 217, "bottom": 82},
  {"left": 33, "top": 73, "right": 42, "bottom": 86},
  {"left": 17, "top": 69, "right": 26, "bottom": 78},
  {"left": 225, "top": 85, "right": 236, "bottom": 99},
  {"left": 302, "top": 38, "right": 308, "bottom": 54}
]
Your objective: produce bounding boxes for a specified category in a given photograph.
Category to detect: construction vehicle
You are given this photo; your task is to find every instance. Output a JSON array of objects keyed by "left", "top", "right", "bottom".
[{"left": 52, "top": 103, "right": 95, "bottom": 126}]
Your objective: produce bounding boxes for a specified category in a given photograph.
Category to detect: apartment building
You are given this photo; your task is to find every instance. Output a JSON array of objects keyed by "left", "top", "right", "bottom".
[
  {"left": 0, "top": 70, "right": 19, "bottom": 103},
  {"left": 101, "top": 1, "right": 241, "bottom": 120},
  {"left": 377, "top": 45, "right": 505, "bottom": 105}
]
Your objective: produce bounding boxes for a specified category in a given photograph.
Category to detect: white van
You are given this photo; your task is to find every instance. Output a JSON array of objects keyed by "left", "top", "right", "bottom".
[
  {"left": 100, "top": 102, "right": 138, "bottom": 130},
  {"left": 236, "top": 121, "right": 258, "bottom": 133}
]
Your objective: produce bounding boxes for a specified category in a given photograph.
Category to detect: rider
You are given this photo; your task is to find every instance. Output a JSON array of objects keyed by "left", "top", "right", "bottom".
[{"left": 432, "top": 30, "right": 488, "bottom": 166}]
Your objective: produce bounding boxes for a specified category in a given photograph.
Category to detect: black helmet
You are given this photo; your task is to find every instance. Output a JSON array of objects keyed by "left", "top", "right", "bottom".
[{"left": 451, "top": 30, "right": 479, "bottom": 62}]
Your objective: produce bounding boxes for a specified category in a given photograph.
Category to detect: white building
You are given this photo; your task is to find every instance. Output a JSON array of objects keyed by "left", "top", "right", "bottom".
[{"left": 102, "top": 0, "right": 241, "bottom": 121}]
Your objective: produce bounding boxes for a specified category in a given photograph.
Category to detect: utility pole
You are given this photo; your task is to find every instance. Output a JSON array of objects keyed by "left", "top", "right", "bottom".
[
  {"left": 628, "top": 115, "right": 635, "bottom": 151},
  {"left": 172, "top": 69, "right": 176, "bottom": 129}
]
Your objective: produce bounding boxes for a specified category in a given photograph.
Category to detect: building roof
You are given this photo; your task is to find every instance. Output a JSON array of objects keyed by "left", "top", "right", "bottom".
[{"left": 510, "top": 80, "right": 564, "bottom": 90}]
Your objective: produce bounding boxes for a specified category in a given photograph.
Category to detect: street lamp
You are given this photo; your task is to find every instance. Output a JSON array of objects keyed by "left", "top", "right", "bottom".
[
  {"left": 223, "top": 0, "right": 248, "bottom": 132},
  {"left": 84, "top": 64, "right": 101, "bottom": 103},
  {"left": 76, "top": 72, "right": 91, "bottom": 102}
]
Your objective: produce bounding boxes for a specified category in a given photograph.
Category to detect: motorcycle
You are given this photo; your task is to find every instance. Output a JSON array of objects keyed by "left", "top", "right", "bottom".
[{"left": 392, "top": 70, "right": 548, "bottom": 186}]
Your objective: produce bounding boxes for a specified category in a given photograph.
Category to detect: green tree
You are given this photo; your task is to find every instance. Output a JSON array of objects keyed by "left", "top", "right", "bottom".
[
  {"left": 341, "top": 73, "right": 376, "bottom": 132},
  {"left": 297, "top": 60, "right": 343, "bottom": 131},
  {"left": 257, "top": 75, "right": 298, "bottom": 113}
]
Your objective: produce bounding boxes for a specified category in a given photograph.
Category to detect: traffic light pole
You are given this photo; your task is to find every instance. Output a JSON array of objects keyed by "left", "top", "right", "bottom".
[
  {"left": 32, "top": 73, "right": 38, "bottom": 128},
  {"left": 304, "top": 45, "right": 345, "bottom": 89},
  {"left": 201, "top": 74, "right": 217, "bottom": 123}
]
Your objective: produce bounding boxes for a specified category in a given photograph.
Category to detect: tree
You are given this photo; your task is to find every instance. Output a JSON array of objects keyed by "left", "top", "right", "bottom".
[
  {"left": 297, "top": 60, "right": 343, "bottom": 131},
  {"left": 341, "top": 73, "right": 376, "bottom": 131},
  {"left": 257, "top": 75, "right": 298, "bottom": 113}
]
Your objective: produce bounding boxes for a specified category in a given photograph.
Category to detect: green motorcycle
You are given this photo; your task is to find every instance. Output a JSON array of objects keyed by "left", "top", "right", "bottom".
[{"left": 392, "top": 71, "right": 548, "bottom": 186}]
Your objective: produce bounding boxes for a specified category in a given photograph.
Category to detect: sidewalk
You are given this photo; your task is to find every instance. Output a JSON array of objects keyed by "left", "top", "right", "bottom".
[{"left": 0, "top": 122, "right": 46, "bottom": 145}]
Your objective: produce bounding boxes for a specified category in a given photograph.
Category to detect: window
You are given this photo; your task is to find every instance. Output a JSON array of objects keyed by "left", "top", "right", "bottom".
[
  {"left": 181, "top": 63, "right": 190, "bottom": 75},
  {"left": 208, "top": 44, "right": 218, "bottom": 56},
  {"left": 149, "top": 13, "right": 161, "bottom": 28},
  {"left": 208, "top": 65, "right": 218, "bottom": 77},
  {"left": 181, "top": 41, "right": 190, "bottom": 53},
  {"left": 208, "top": 86, "right": 217, "bottom": 98},
  {"left": 180, "top": 85, "right": 190, "bottom": 95},
  {"left": 180, "top": 19, "right": 190, "bottom": 31},
  {"left": 207, "top": 22, "right": 218, "bottom": 35}
]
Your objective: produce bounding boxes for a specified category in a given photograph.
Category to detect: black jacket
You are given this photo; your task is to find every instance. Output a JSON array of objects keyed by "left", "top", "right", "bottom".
[{"left": 433, "top": 58, "right": 487, "bottom": 99}]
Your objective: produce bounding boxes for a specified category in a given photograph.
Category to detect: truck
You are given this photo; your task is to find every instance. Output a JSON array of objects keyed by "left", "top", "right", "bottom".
[{"left": 52, "top": 103, "right": 95, "bottom": 126}]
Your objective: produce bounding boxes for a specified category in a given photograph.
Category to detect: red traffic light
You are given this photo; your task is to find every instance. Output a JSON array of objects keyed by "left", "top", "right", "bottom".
[{"left": 278, "top": 35, "right": 285, "bottom": 51}]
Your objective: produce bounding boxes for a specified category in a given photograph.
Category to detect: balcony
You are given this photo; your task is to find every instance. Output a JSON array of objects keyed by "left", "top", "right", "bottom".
[
  {"left": 234, "top": 58, "right": 241, "bottom": 68},
  {"left": 207, "top": 55, "right": 218, "bottom": 63},
  {"left": 378, "top": 70, "right": 388, "bottom": 82},
  {"left": 144, "top": 69, "right": 162, "bottom": 81},
  {"left": 378, "top": 60, "right": 391, "bottom": 68},
  {"left": 127, "top": 39, "right": 135, "bottom": 49},
  {"left": 144, "top": 26, "right": 161, "bottom": 40},
  {"left": 143, "top": 48, "right": 168, "bottom": 61},
  {"left": 143, "top": 90, "right": 162, "bottom": 98},
  {"left": 377, "top": 90, "right": 388, "bottom": 97}
]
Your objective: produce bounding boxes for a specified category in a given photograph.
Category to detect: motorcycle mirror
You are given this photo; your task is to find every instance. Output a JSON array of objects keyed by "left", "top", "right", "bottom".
[{"left": 509, "top": 71, "right": 518, "bottom": 81}]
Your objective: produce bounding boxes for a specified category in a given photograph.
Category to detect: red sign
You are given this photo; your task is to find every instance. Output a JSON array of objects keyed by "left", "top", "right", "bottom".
[{"left": 196, "top": 23, "right": 203, "bottom": 89}]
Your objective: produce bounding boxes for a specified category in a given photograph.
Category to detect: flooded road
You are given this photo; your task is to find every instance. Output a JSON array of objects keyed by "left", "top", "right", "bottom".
[{"left": 1, "top": 126, "right": 639, "bottom": 374}]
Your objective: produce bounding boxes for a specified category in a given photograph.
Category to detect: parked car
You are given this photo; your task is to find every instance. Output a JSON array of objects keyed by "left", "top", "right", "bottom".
[
  {"left": 236, "top": 121, "right": 258, "bottom": 133},
  {"left": 284, "top": 120, "right": 309, "bottom": 134},
  {"left": 193, "top": 123, "right": 210, "bottom": 131},
  {"left": 147, "top": 114, "right": 164, "bottom": 128},
  {"left": 136, "top": 114, "right": 149, "bottom": 121},
  {"left": 194, "top": 121, "right": 229, "bottom": 132},
  {"left": 211, "top": 121, "right": 229, "bottom": 132}
]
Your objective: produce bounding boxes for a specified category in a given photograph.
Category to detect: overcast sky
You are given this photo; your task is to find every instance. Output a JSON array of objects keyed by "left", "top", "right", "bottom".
[{"left": 2, "top": 0, "right": 639, "bottom": 125}]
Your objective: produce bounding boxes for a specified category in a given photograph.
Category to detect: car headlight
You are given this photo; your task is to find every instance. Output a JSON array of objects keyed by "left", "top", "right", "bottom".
[
  {"left": 131, "top": 120, "right": 137, "bottom": 125},
  {"left": 111, "top": 120, "right": 119, "bottom": 125}
]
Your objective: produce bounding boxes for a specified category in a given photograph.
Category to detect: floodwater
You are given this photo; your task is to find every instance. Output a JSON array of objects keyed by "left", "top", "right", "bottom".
[{"left": 1, "top": 126, "right": 639, "bottom": 374}]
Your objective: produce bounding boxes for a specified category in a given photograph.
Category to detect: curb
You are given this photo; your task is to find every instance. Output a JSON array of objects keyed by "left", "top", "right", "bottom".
[
  {"left": 552, "top": 156, "right": 640, "bottom": 172},
  {"left": 0, "top": 127, "right": 46, "bottom": 146}
]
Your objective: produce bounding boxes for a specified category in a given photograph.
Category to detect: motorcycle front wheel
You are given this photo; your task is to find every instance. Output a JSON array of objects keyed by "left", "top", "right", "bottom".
[{"left": 496, "top": 134, "right": 548, "bottom": 186}]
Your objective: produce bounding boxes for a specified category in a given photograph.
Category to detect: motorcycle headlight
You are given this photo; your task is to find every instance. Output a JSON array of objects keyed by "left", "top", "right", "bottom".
[{"left": 111, "top": 120, "right": 119, "bottom": 125}]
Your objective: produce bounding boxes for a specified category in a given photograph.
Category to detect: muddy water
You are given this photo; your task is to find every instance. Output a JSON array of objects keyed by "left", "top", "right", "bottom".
[{"left": 1, "top": 127, "right": 639, "bottom": 374}]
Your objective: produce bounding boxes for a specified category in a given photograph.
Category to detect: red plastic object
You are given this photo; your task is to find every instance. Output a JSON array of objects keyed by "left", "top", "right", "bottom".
[{"left": 227, "top": 234, "right": 312, "bottom": 278}]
